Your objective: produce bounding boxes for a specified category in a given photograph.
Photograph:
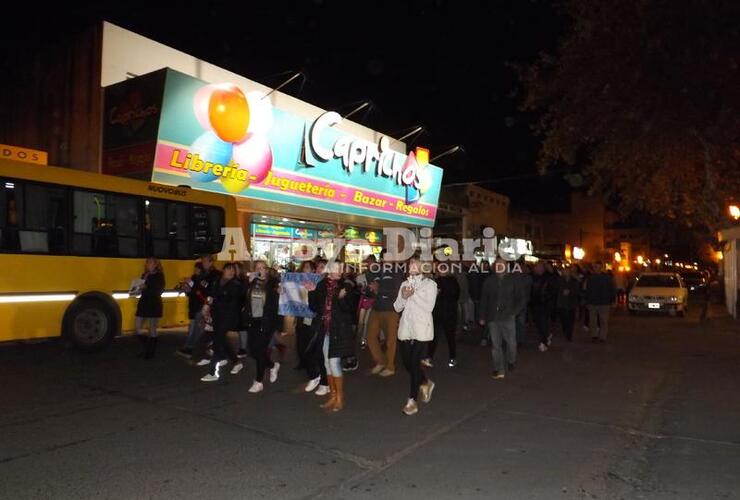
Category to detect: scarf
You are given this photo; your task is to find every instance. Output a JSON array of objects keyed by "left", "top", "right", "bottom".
[{"left": 322, "top": 279, "right": 339, "bottom": 333}]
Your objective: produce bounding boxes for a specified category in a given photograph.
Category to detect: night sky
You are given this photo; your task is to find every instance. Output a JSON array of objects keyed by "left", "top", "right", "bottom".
[{"left": 3, "top": 0, "right": 566, "bottom": 208}]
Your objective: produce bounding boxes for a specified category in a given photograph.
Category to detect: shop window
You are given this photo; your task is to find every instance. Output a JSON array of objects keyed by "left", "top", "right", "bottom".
[{"left": 73, "top": 190, "right": 139, "bottom": 257}]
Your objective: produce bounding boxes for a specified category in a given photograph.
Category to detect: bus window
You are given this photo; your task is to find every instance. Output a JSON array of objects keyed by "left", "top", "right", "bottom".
[
  {"left": 23, "top": 183, "right": 68, "bottom": 254},
  {"left": 73, "top": 190, "right": 139, "bottom": 257},
  {"left": 0, "top": 180, "right": 68, "bottom": 254},
  {"left": 168, "top": 203, "right": 190, "bottom": 258},
  {"left": 192, "top": 205, "right": 224, "bottom": 255},
  {"left": 144, "top": 200, "right": 191, "bottom": 259},
  {"left": 1, "top": 180, "right": 21, "bottom": 252}
]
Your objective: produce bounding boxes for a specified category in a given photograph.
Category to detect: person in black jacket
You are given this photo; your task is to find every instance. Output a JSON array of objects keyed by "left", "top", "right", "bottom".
[
  {"left": 584, "top": 262, "right": 617, "bottom": 343},
  {"left": 134, "top": 257, "right": 165, "bottom": 359},
  {"left": 530, "top": 262, "right": 558, "bottom": 352},
  {"left": 425, "top": 262, "right": 460, "bottom": 368},
  {"left": 175, "top": 262, "right": 206, "bottom": 360},
  {"left": 556, "top": 267, "right": 581, "bottom": 341},
  {"left": 201, "top": 263, "right": 243, "bottom": 382},
  {"left": 306, "top": 261, "right": 357, "bottom": 412},
  {"left": 176, "top": 255, "right": 221, "bottom": 360},
  {"left": 243, "top": 260, "right": 281, "bottom": 393}
]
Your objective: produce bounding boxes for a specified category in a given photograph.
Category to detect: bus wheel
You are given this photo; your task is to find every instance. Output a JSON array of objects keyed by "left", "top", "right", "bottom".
[{"left": 63, "top": 298, "right": 116, "bottom": 352}]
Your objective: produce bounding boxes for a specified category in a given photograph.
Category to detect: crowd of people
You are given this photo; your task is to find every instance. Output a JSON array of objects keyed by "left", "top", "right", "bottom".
[{"left": 129, "top": 251, "right": 617, "bottom": 416}]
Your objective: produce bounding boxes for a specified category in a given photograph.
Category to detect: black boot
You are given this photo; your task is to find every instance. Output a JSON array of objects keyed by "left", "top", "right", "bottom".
[{"left": 144, "top": 337, "right": 158, "bottom": 360}]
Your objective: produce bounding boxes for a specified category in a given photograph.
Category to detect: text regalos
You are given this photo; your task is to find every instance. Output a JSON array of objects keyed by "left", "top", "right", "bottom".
[{"left": 169, "top": 149, "right": 248, "bottom": 182}]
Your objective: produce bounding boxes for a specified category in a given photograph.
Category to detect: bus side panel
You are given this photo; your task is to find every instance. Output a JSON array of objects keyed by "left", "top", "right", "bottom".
[
  {"left": 1, "top": 254, "right": 193, "bottom": 342},
  {"left": 0, "top": 303, "right": 67, "bottom": 342}
]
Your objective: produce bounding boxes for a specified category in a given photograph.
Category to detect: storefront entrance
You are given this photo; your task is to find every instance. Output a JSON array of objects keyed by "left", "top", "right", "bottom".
[{"left": 249, "top": 215, "right": 382, "bottom": 269}]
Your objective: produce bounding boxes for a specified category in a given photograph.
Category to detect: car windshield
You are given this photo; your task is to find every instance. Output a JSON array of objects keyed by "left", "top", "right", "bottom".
[
  {"left": 681, "top": 272, "right": 702, "bottom": 281},
  {"left": 636, "top": 275, "right": 679, "bottom": 288}
]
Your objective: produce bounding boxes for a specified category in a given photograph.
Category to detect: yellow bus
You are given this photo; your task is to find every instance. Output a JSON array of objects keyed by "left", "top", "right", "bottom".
[{"left": 0, "top": 159, "right": 237, "bottom": 351}]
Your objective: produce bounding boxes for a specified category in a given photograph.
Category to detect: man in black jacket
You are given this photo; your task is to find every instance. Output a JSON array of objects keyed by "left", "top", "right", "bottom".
[
  {"left": 584, "top": 262, "right": 616, "bottom": 343},
  {"left": 478, "top": 258, "right": 529, "bottom": 379}
]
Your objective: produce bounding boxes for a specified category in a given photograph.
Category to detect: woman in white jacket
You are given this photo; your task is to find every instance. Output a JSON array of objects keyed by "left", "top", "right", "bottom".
[{"left": 394, "top": 255, "right": 438, "bottom": 416}]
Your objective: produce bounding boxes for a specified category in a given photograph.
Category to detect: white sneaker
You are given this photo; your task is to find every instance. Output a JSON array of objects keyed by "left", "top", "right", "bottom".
[
  {"left": 314, "top": 384, "right": 330, "bottom": 396},
  {"left": 216, "top": 360, "right": 228, "bottom": 367},
  {"left": 200, "top": 373, "right": 219, "bottom": 382},
  {"left": 269, "top": 362, "right": 280, "bottom": 383},
  {"left": 248, "top": 381, "right": 264, "bottom": 393},
  {"left": 538, "top": 342, "right": 548, "bottom": 352},
  {"left": 304, "top": 376, "right": 321, "bottom": 393},
  {"left": 420, "top": 380, "right": 435, "bottom": 404},
  {"left": 230, "top": 363, "right": 243, "bottom": 375},
  {"left": 402, "top": 398, "right": 418, "bottom": 416},
  {"left": 196, "top": 358, "right": 210, "bottom": 367}
]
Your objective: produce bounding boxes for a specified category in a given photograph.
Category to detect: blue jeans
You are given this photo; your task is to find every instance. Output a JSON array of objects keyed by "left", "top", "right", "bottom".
[
  {"left": 487, "top": 318, "right": 517, "bottom": 373},
  {"left": 322, "top": 335, "right": 343, "bottom": 378},
  {"left": 184, "top": 311, "right": 204, "bottom": 348}
]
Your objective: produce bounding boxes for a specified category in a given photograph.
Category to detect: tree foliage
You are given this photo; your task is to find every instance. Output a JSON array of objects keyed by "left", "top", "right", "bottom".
[{"left": 521, "top": 0, "right": 740, "bottom": 230}]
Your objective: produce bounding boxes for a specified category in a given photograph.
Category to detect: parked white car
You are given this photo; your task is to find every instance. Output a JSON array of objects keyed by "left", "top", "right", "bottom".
[{"left": 628, "top": 272, "right": 689, "bottom": 317}]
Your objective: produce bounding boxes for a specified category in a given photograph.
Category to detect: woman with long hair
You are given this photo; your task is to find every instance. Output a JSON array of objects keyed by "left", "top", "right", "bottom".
[
  {"left": 134, "top": 257, "right": 165, "bottom": 359},
  {"left": 306, "top": 261, "right": 357, "bottom": 412},
  {"left": 201, "top": 262, "right": 243, "bottom": 382},
  {"left": 394, "top": 255, "right": 437, "bottom": 416},
  {"left": 244, "top": 260, "right": 281, "bottom": 393}
]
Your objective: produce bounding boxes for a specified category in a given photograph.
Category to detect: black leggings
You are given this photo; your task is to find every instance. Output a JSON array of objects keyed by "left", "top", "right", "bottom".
[
  {"left": 429, "top": 323, "right": 456, "bottom": 360},
  {"left": 295, "top": 321, "right": 312, "bottom": 373},
  {"left": 248, "top": 321, "right": 274, "bottom": 383},
  {"left": 209, "top": 326, "right": 237, "bottom": 375},
  {"left": 559, "top": 308, "right": 576, "bottom": 341},
  {"left": 305, "top": 330, "right": 328, "bottom": 385},
  {"left": 400, "top": 340, "right": 429, "bottom": 401},
  {"left": 532, "top": 305, "right": 550, "bottom": 344}
]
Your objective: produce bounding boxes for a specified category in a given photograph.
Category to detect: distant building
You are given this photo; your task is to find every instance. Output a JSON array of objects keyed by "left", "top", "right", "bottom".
[
  {"left": 438, "top": 184, "right": 509, "bottom": 240},
  {"left": 527, "top": 191, "right": 606, "bottom": 262},
  {"left": 508, "top": 209, "right": 545, "bottom": 251}
]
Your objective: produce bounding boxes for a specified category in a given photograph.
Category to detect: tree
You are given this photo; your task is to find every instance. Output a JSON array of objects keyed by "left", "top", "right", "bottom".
[{"left": 521, "top": 0, "right": 740, "bottom": 231}]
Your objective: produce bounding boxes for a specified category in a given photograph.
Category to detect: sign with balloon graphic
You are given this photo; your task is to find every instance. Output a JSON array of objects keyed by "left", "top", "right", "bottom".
[
  {"left": 189, "top": 83, "right": 274, "bottom": 193},
  {"left": 150, "top": 69, "right": 443, "bottom": 226}
]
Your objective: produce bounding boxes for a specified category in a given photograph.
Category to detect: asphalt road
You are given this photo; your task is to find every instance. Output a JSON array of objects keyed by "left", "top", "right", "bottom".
[{"left": 1, "top": 304, "right": 739, "bottom": 500}]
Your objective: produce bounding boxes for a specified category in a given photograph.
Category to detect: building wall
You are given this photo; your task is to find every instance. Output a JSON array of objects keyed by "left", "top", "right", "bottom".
[
  {"left": 439, "top": 184, "right": 509, "bottom": 239},
  {"left": 538, "top": 191, "right": 605, "bottom": 262},
  {"left": 101, "top": 23, "right": 405, "bottom": 154},
  {"left": 0, "top": 24, "right": 103, "bottom": 171}
]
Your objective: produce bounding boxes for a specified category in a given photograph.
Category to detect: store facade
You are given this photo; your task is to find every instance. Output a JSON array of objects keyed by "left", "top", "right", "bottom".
[{"left": 102, "top": 67, "right": 443, "bottom": 266}]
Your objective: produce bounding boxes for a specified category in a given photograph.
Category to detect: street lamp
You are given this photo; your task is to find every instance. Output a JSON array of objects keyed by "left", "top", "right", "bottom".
[
  {"left": 572, "top": 246, "right": 585, "bottom": 260},
  {"left": 729, "top": 205, "right": 740, "bottom": 220}
]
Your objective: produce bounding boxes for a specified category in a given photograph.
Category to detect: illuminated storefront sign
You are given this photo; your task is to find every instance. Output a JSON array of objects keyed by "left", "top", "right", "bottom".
[
  {"left": 304, "top": 111, "right": 433, "bottom": 197},
  {"left": 138, "top": 69, "right": 442, "bottom": 226},
  {"left": 252, "top": 224, "right": 317, "bottom": 240}
]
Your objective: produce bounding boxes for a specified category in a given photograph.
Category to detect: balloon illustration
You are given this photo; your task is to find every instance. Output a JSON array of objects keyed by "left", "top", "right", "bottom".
[
  {"left": 417, "top": 166, "right": 433, "bottom": 194},
  {"left": 221, "top": 162, "right": 251, "bottom": 193},
  {"left": 188, "top": 131, "right": 234, "bottom": 183},
  {"left": 208, "top": 84, "right": 250, "bottom": 143},
  {"left": 232, "top": 133, "right": 273, "bottom": 183},
  {"left": 246, "top": 91, "right": 274, "bottom": 135},
  {"left": 193, "top": 84, "right": 218, "bottom": 131}
]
